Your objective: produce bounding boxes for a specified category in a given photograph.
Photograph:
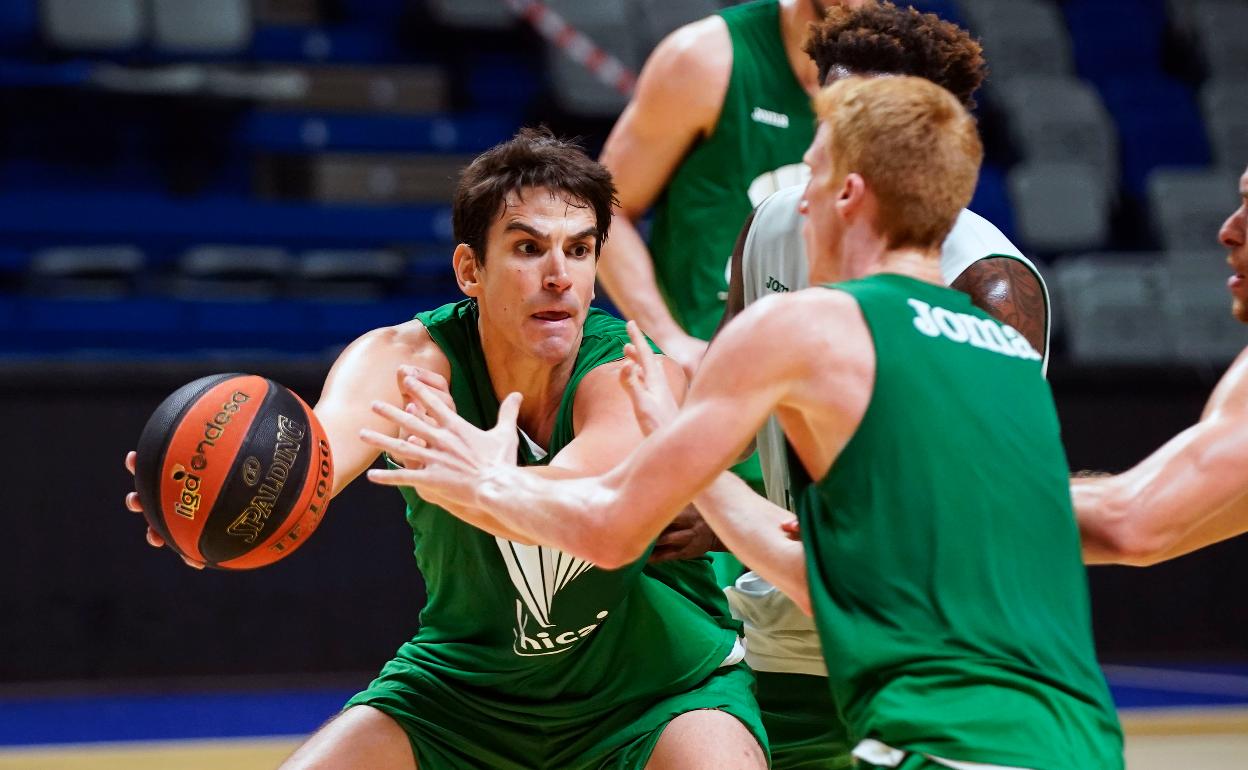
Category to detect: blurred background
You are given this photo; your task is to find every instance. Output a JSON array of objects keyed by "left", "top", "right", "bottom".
[{"left": 0, "top": 0, "right": 1246, "bottom": 767}]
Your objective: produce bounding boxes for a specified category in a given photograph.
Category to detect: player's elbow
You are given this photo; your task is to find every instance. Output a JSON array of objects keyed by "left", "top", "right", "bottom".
[{"left": 1082, "top": 493, "right": 1173, "bottom": 567}]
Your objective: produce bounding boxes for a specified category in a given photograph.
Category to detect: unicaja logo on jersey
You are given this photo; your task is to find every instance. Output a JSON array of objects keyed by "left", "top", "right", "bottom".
[
  {"left": 495, "top": 538, "right": 609, "bottom": 657},
  {"left": 750, "top": 107, "right": 790, "bottom": 128}
]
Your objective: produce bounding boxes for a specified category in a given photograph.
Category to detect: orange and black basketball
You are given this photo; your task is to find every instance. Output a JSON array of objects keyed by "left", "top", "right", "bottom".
[{"left": 134, "top": 374, "right": 334, "bottom": 570}]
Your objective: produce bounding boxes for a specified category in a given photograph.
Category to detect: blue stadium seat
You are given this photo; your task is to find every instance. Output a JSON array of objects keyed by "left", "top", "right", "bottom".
[
  {"left": 0, "top": 0, "right": 37, "bottom": 53},
  {"left": 19, "top": 297, "right": 190, "bottom": 352},
  {"left": 968, "top": 164, "right": 1016, "bottom": 243},
  {"left": 1063, "top": 0, "right": 1168, "bottom": 82},
  {"left": 0, "top": 190, "right": 453, "bottom": 247},
  {"left": 248, "top": 24, "right": 406, "bottom": 64},
  {"left": 1095, "top": 76, "right": 1211, "bottom": 199},
  {"left": 239, "top": 112, "right": 519, "bottom": 154},
  {"left": 903, "top": 0, "right": 965, "bottom": 27}
]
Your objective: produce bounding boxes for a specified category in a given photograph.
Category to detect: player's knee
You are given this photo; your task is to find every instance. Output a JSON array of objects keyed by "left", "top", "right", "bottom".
[
  {"left": 650, "top": 709, "right": 766, "bottom": 770},
  {"left": 279, "top": 706, "right": 417, "bottom": 770}
]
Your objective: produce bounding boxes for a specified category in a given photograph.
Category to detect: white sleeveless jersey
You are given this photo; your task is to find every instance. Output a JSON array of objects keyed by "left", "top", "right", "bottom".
[{"left": 725, "top": 184, "right": 1051, "bottom": 675}]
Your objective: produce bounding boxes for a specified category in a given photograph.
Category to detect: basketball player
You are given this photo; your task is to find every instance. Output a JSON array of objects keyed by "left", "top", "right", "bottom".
[
  {"left": 600, "top": 0, "right": 870, "bottom": 583},
  {"left": 366, "top": 77, "right": 1125, "bottom": 769},
  {"left": 667, "top": 7, "right": 1050, "bottom": 767},
  {"left": 1074, "top": 163, "right": 1248, "bottom": 567},
  {"left": 125, "top": 129, "right": 767, "bottom": 770}
]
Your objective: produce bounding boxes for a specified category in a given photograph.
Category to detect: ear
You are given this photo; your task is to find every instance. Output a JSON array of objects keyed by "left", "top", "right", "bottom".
[
  {"left": 453, "top": 243, "right": 483, "bottom": 297},
  {"left": 836, "top": 172, "right": 867, "bottom": 216}
]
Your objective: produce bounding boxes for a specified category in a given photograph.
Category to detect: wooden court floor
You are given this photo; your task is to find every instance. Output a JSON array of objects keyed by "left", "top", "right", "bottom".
[{"left": 1, "top": 710, "right": 1246, "bottom": 770}]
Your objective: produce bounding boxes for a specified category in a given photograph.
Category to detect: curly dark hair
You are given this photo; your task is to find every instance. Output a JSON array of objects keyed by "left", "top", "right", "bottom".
[
  {"left": 453, "top": 127, "right": 618, "bottom": 263},
  {"left": 804, "top": 1, "right": 986, "bottom": 110}
]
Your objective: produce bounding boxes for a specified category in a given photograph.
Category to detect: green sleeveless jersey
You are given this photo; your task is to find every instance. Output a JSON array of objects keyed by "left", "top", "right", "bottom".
[
  {"left": 796, "top": 275, "right": 1122, "bottom": 769},
  {"left": 649, "top": 0, "right": 815, "bottom": 341},
  {"left": 390, "top": 299, "right": 741, "bottom": 710}
]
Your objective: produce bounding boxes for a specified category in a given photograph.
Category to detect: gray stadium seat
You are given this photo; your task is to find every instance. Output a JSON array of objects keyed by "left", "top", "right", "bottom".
[
  {"left": 40, "top": 0, "right": 144, "bottom": 51},
  {"left": 543, "top": 2, "right": 637, "bottom": 118},
  {"left": 1008, "top": 162, "right": 1111, "bottom": 255},
  {"left": 1193, "top": 2, "right": 1248, "bottom": 80},
  {"left": 151, "top": 0, "right": 252, "bottom": 54},
  {"left": 630, "top": 0, "right": 717, "bottom": 55},
  {"left": 964, "top": 1, "right": 1073, "bottom": 81},
  {"left": 175, "top": 245, "right": 292, "bottom": 300},
  {"left": 1147, "top": 168, "right": 1241, "bottom": 252},
  {"left": 1054, "top": 253, "right": 1171, "bottom": 364},
  {"left": 27, "top": 245, "right": 145, "bottom": 298},
  {"left": 426, "top": 0, "right": 514, "bottom": 30},
  {"left": 1160, "top": 250, "right": 1248, "bottom": 363},
  {"left": 294, "top": 249, "right": 406, "bottom": 299},
  {"left": 1201, "top": 80, "right": 1248, "bottom": 172},
  {"left": 996, "top": 75, "right": 1119, "bottom": 192}
]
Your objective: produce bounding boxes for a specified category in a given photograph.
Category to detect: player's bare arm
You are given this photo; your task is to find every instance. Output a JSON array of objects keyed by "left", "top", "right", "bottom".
[
  {"left": 362, "top": 353, "right": 688, "bottom": 548},
  {"left": 1074, "top": 348, "right": 1248, "bottom": 565},
  {"left": 596, "top": 16, "right": 731, "bottom": 376},
  {"left": 950, "top": 256, "right": 1048, "bottom": 356},
  {"left": 315, "top": 319, "right": 451, "bottom": 497},
  {"left": 716, "top": 208, "right": 757, "bottom": 337},
  {"left": 122, "top": 319, "right": 450, "bottom": 567},
  {"left": 368, "top": 289, "right": 869, "bottom": 595}
]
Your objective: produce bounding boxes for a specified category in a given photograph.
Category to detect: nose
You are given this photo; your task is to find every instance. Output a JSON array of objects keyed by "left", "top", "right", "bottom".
[
  {"left": 544, "top": 250, "right": 572, "bottom": 292},
  {"left": 1220, "top": 205, "right": 1246, "bottom": 249}
]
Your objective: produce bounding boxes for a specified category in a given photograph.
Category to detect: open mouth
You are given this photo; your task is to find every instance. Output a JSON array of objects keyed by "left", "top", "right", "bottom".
[{"left": 532, "top": 310, "right": 572, "bottom": 322}]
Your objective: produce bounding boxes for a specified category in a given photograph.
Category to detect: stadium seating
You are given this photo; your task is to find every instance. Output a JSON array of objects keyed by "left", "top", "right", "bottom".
[
  {"left": 1201, "top": 80, "right": 1248, "bottom": 173},
  {"left": 1147, "top": 168, "right": 1241, "bottom": 253},
  {"left": 1054, "top": 253, "right": 1172, "bottom": 364},
  {"left": 1008, "top": 162, "right": 1111, "bottom": 255},
  {"left": 40, "top": 0, "right": 144, "bottom": 52},
  {"left": 964, "top": 1, "right": 1074, "bottom": 82},
  {"left": 995, "top": 75, "right": 1118, "bottom": 192},
  {"left": 151, "top": 0, "right": 253, "bottom": 55},
  {"left": 1160, "top": 250, "right": 1248, "bottom": 364}
]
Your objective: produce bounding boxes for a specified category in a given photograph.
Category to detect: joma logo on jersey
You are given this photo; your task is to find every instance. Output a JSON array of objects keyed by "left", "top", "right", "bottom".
[
  {"left": 765, "top": 275, "right": 790, "bottom": 293},
  {"left": 751, "top": 107, "right": 790, "bottom": 128},
  {"left": 908, "top": 298, "right": 1041, "bottom": 361}
]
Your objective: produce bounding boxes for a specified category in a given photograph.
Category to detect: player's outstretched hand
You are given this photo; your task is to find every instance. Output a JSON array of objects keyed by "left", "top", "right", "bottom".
[
  {"left": 621, "top": 320, "right": 681, "bottom": 436},
  {"left": 361, "top": 383, "right": 522, "bottom": 511},
  {"left": 124, "top": 451, "right": 205, "bottom": 569}
]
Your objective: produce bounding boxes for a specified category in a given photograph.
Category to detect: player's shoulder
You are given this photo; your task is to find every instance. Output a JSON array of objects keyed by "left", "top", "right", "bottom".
[
  {"left": 644, "top": 14, "right": 731, "bottom": 88},
  {"left": 346, "top": 317, "right": 447, "bottom": 374}
]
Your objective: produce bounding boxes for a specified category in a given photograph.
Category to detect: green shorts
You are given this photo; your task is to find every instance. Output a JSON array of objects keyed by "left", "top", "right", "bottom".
[
  {"left": 756, "top": 671, "right": 852, "bottom": 770},
  {"left": 344, "top": 662, "right": 767, "bottom": 770}
]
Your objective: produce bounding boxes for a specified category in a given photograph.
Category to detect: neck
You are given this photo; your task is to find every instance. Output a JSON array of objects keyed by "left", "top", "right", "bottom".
[
  {"left": 810, "top": 230, "right": 944, "bottom": 286},
  {"left": 477, "top": 322, "right": 576, "bottom": 446},
  {"left": 779, "top": 0, "right": 823, "bottom": 95}
]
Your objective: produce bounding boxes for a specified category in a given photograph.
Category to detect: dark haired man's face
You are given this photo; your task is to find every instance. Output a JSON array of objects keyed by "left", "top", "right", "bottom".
[
  {"left": 466, "top": 187, "right": 599, "bottom": 364},
  {"left": 1219, "top": 166, "right": 1248, "bottom": 323}
]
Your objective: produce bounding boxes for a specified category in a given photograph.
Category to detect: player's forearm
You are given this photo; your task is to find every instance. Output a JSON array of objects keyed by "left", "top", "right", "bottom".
[
  {"left": 597, "top": 216, "right": 687, "bottom": 345},
  {"left": 1074, "top": 419, "right": 1248, "bottom": 565},
  {"left": 475, "top": 466, "right": 651, "bottom": 568},
  {"left": 694, "top": 472, "right": 810, "bottom": 615}
]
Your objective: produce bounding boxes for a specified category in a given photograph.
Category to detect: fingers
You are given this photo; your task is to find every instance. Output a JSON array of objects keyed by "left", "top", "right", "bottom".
[
  {"left": 146, "top": 527, "right": 164, "bottom": 547},
  {"left": 183, "top": 556, "right": 205, "bottom": 570},
  {"left": 125, "top": 491, "right": 144, "bottom": 513},
  {"left": 495, "top": 392, "right": 522, "bottom": 432},
  {"left": 780, "top": 519, "right": 801, "bottom": 541},
  {"left": 367, "top": 467, "right": 422, "bottom": 488},
  {"left": 371, "top": 401, "right": 441, "bottom": 444},
  {"left": 125, "top": 451, "right": 137, "bottom": 475}
]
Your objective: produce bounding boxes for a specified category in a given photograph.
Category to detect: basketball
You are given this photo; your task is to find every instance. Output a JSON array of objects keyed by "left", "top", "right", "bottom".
[{"left": 134, "top": 373, "right": 334, "bottom": 570}]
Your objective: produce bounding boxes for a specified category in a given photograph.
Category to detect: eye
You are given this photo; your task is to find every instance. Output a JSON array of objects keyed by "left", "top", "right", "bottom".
[
  {"left": 517, "top": 241, "right": 539, "bottom": 255},
  {"left": 569, "top": 243, "right": 592, "bottom": 259}
]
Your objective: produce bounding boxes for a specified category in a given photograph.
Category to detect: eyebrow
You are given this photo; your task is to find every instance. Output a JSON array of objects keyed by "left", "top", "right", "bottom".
[{"left": 502, "top": 222, "right": 598, "bottom": 241}]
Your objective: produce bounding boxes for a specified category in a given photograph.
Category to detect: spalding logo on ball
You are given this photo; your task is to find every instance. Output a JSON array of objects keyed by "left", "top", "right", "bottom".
[{"left": 134, "top": 373, "right": 333, "bottom": 569}]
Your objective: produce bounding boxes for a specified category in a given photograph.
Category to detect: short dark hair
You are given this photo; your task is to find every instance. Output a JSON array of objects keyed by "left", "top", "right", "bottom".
[
  {"left": 805, "top": 1, "right": 986, "bottom": 110},
  {"left": 452, "top": 127, "right": 618, "bottom": 263}
]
